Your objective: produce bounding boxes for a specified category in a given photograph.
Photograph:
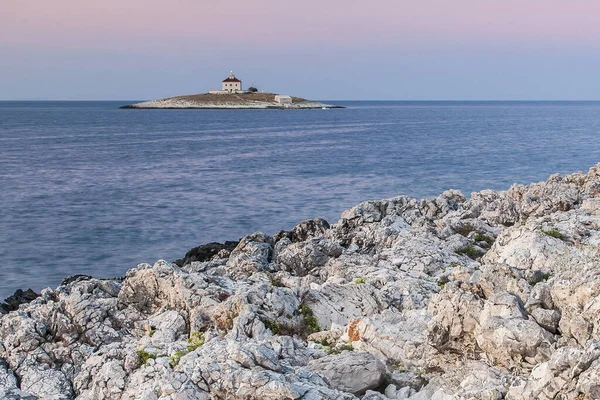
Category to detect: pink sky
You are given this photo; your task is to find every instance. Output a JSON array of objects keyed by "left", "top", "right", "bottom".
[
  {"left": 2, "top": 0, "right": 600, "bottom": 49},
  {"left": 2, "top": 1, "right": 600, "bottom": 100}
]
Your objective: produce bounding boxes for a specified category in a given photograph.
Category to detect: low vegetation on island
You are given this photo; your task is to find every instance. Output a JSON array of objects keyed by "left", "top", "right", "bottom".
[{"left": 121, "top": 92, "right": 342, "bottom": 109}]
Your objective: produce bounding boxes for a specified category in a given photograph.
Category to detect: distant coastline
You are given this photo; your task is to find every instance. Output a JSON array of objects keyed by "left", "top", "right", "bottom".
[{"left": 120, "top": 92, "right": 344, "bottom": 110}]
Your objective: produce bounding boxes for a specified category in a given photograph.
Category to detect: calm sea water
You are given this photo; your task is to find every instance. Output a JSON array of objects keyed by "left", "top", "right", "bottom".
[{"left": 1, "top": 101, "right": 600, "bottom": 298}]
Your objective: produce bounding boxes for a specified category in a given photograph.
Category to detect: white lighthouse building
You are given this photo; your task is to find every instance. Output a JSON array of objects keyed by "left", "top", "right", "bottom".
[
  {"left": 209, "top": 72, "right": 244, "bottom": 94},
  {"left": 222, "top": 71, "right": 242, "bottom": 92}
]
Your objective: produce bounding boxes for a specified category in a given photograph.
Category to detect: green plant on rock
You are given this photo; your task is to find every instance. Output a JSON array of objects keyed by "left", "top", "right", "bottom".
[
  {"left": 169, "top": 351, "right": 183, "bottom": 367},
  {"left": 354, "top": 276, "right": 366, "bottom": 284},
  {"left": 391, "top": 360, "right": 407, "bottom": 372},
  {"left": 261, "top": 316, "right": 295, "bottom": 336},
  {"left": 543, "top": 272, "right": 551, "bottom": 281},
  {"left": 186, "top": 331, "right": 205, "bottom": 352},
  {"left": 316, "top": 337, "right": 333, "bottom": 347},
  {"left": 328, "top": 341, "right": 353, "bottom": 355},
  {"left": 295, "top": 304, "right": 320, "bottom": 335},
  {"left": 136, "top": 348, "right": 156, "bottom": 367},
  {"left": 541, "top": 228, "right": 566, "bottom": 240},
  {"left": 455, "top": 244, "right": 486, "bottom": 260},
  {"left": 270, "top": 276, "right": 284, "bottom": 287},
  {"left": 265, "top": 319, "right": 282, "bottom": 334},
  {"left": 474, "top": 233, "right": 495, "bottom": 247},
  {"left": 148, "top": 329, "right": 156, "bottom": 337}
]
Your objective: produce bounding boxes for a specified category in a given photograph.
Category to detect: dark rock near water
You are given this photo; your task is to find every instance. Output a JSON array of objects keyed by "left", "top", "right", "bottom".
[
  {"left": 0, "top": 289, "right": 39, "bottom": 314},
  {"left": 61, "top": 274, "right": 94, "bottom": 286},
  {"left": 174, "top": 240, "right": 239, "bottom": 267},
  {"left": 274, "top": 217, "right": 330, "bottom": 243}
]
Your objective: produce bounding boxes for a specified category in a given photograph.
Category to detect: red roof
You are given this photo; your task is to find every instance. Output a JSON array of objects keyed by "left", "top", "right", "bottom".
[{"left": 223, "top": 77, "right": 241, "bottom": 82}]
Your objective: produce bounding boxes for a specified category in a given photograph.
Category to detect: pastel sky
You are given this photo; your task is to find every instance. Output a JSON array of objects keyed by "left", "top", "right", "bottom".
[{"left": 2, "top": 0, "right": 600, "bottom": 100}]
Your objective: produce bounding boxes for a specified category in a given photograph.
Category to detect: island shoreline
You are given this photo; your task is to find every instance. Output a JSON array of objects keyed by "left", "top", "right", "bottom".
[
  {"left": 119, "top": 105, "right": 346, "bottom": 110},
  {"left": 120, "top": 91, "right": 345, "bottom": 110}
]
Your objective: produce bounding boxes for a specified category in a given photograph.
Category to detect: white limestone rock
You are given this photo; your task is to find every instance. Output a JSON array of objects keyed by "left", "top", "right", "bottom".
[{"left": 1, "top": 163, "right": 600, "bottom": 399}]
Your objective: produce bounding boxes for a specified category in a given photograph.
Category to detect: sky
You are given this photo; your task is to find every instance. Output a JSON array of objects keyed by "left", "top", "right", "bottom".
[{"left": 1, "top": 0, "right": 600, "bottom": 100}]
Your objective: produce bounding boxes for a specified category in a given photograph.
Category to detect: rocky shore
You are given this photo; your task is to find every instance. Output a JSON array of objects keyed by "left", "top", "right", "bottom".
[
  {"left": 120, "top": 93, "right": 342, "bottom": 109},
  {"left": 2, "top": 164, "right": 600, "bottom": 399}
]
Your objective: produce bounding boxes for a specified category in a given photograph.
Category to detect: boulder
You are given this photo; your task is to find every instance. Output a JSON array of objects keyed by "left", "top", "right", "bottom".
[
  {"left": 0, "top": 289, "right": 39, "bottom": 315},
  {"left": 307, "top": 351, "right": 386, "bottom": 395},
  {"left": 226, "top": 232, "right": 273, "bottom": 277},
  {"left": 174, "top": 240, "right": 239, "bottom": 267}
]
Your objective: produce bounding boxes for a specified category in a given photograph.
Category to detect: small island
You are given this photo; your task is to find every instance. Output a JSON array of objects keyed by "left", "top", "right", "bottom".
[{"left": 121, "top": 72, "right": 343, "bottom": 110}]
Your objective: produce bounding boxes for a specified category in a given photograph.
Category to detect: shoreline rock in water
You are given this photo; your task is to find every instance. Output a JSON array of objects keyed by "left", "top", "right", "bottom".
[
  {"left": 2, "top": 164, "right": 600, "bottom": 399},
  {"left": 0, "top": 289, "right": 39, "bottom": 315}
]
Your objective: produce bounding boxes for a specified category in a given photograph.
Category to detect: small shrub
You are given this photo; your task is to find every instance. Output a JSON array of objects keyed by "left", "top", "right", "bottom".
[
  {"left": 316, "top": 337, "right": 333, "bottom": 347},
  {"left": 136, "top": 348, "right": 156, "bottom": 367},
  {"left": 437, "top": 281, "right": 445, "bottom": 289},
  {"left": 354, "top": 277, "right": 366, "bottom": 284},
  {"left": 474, "top": 233, "right": 495, "bottom": 247},
  {"left": 328, "top": 341, "right": 353, "bottom": 355},
  {"left": 391, "top": 360, "right": 407, "bottom": 372},
  {"left": 264, "top": 305, "right": 321, "bottom": 338},
  {"left": 541, "top": 228, "right": 566, "bottom": 240},
  {"left": 270, "top": 276, "right": 284, "bottom": 287},
  {"left": 186, "top": 331, "right": 205, "bottom": 352},
  {"left": 262, "top": 317, "right": 295, "bottom": 336},
  {"left": 295, "top": 304, "right": 320, "bottom": 335},
  {"left": 248, "top": 86, "right": 258, "bottom": 92},
  {"left": 454, "top": 223, "right": 475, "bottom": 237},
  {"left": 264, "top": 319, "right": 282, "bottom": 334},
  {"left": 169, "top": 351, "right": 183, "bottom": 367},
  {"left": 148, "top": 329, "right": 156, "bottom": 337},
  {"left": 455, "top": 245, "right": 485, "bottom": 260}
]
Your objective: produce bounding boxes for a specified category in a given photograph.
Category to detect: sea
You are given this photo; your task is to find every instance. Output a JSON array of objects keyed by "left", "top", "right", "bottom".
[{"left": 1, "top": 101, "right": 600, "bottom": 298}]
